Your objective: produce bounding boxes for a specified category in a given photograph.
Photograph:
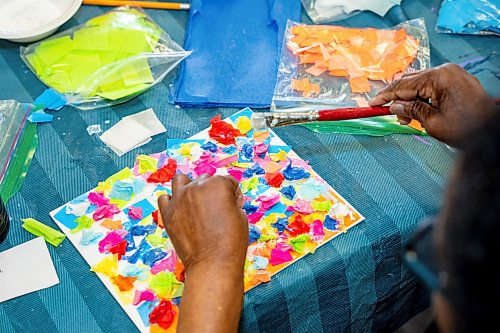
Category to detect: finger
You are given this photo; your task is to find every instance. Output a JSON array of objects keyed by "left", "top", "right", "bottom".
[
  {"left": 368, "top": 73, "right": 432, "bottom": 106},
  {"left": 172, "top": 173, "right": 190, "bottom": 195},
  {"left": 401, "top": 69, "right": 427, "bottom": 78},
  {"left": 220, "top": 175, "right": 244, "bottom": 207},
  {"left": 396, "top": 115, "right": 412, "bottom": 125},
  {"left": 193, "top": 173, "right": 210, "bottom": 184},
  {"left": 158, "top": 194, "right": 171, "bottom": 221},
  {"left": 158, "top": 194, "right": 170, "bottom": 208},
  {"left": 401, "top": 71, "right": 419, "bottom": 78},
  {"left": 390, "top": 103, "right": 406, "bottom": 116},
  {"left": 390, "top": 103, "right": 412, "bottom": 124},
  {"left": 235, "top": 187, "right": 244, "bottom": 209},
  {"left": 391, "top": 100, "right": 436, "bottom": 124},
  {"left": 224, "top": 175, "right": 240, "bottom": 189}
]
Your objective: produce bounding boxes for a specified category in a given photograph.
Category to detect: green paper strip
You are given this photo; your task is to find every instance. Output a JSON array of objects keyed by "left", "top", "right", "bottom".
[
  {"left": 21, "top": 218, "right": 66, "bottom": 247},
  {"left": 302, "top": 116, "right": 427, "bottom": 136}
]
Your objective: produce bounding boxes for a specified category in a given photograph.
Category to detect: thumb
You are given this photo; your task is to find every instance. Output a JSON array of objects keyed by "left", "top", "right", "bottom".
[{"left": 390, "top": 100, "right": 435, "bottom": 124}]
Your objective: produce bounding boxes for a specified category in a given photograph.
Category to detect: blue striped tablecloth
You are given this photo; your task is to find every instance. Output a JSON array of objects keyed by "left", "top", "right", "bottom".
[{"left": 1, "top": 1, "right": 498, "bottom": 332}]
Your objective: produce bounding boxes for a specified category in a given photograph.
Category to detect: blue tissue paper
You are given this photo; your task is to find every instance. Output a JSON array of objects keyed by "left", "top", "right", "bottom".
[
  {"left": 27, "top": 110, "right": 53, "bottom": 123},
  {"left": 172, "top": 0, "right": 301, "bottom": 108},
  {"left": 33, "top": 88, "right": 67, "bottom": 110},
  {"left": 436, "top": 0, "right": 500, "bottom": 35}
]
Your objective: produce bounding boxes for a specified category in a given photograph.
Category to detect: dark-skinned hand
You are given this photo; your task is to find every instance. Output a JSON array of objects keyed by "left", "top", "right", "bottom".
[
  {"left": 157, "top": 174, "right": 248, "bottom": 333},
  {"left": 158, "top": 173, "right": 248, "bottom": 271},
  {"left": 369, "top": 63, "right": 497, "bottom": 147}
]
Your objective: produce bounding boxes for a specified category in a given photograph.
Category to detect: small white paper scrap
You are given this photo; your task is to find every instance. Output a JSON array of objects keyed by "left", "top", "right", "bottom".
[
  {"left": 86, "top": 124, "right": 102, "bottom": 135},
  {"left": 99, "top": 108, "right": 166, "bottom": 156},
  {"left": 124, "top": 108, "right": 167, "bottom": 137},
  {"left": 100, "top": 117, "right": 151, "bottom": 156},
  {"left": 0, "top": 237, "right": 60, "bottom": 303},
  {"left": 304, "top": 0, "right": 401, "bottom": 23}
]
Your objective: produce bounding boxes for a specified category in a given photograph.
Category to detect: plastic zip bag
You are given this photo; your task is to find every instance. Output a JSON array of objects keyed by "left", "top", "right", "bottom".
[
  {"left": 271, "top": 19, "right": 430, "bottom": 110},
  {"left": 436, "top": 0, "right": 500, "bottom": 36},
  {"left": 301, "top": 0, "right": 402, "bottom": 23},
  {"left": 21, "top": 6, "right": 191, "bottom": 110},
  {"left": 0, "top": 100, "right": 38, "bottom": 202}
]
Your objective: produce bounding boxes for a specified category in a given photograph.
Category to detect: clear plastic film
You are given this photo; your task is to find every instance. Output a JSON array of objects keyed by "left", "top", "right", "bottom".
[
  {"left": 271, "top": 19, "right": 430, "bottom": 111},
  {"left": 300, "top": 0, "right": 402, "bottom": 24},
  {"left": 21, "top": 6, "right": 191, "bottom": 110},
  {"left": 435, "top": 0, "right": 500, "bottom": 36},
  {"left": 302, "top": 115, "right": 427, "bottom": 136},
  {"left": 0, "top": 100, "right": 38, "bottom": 202}
]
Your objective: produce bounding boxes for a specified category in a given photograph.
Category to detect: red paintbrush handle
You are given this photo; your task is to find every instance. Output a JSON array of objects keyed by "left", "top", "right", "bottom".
[{"left": 317, "top": 106, "right": 391, "bottom": 121}]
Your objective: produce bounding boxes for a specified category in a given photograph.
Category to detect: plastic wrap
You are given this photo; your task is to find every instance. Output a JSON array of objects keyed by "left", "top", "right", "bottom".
[
  {"left": 271, "top": 19, "right": 430, "bottom": 110},
  {"left": 300, "top": 0, "right": 402, "bottom": 23},
  {"left": 302, "top": 115, "right": 427, "bottom": 136},
  {"left": 436, "top": 0, "right": 500, "bottom": 36},
  {"left": 21, "top": 7, "right": 191, "bottom": 110},
  {"left": 0, "top": 100, "right": 38, "bottom": 203}
]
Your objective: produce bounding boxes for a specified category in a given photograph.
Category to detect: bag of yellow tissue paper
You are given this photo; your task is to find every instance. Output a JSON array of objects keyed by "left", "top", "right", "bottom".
[{"left": 20, "top": 6, "right": 191, "bottom": 110}]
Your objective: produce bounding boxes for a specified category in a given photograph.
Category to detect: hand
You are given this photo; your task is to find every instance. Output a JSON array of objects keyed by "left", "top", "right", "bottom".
[
  {"left": 158, "top": 174, "right": 248, "bottom": 271},
  {"left": 158, "top": 174, "right": 248, "bottom": 333},
  {"left": 369, "top": 63, "right": 497, "bottom": 147}
]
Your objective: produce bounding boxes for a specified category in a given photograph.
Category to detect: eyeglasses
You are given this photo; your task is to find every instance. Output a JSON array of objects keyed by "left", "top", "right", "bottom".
[{"left": 403, "top": 217, "right": 441, "bottom": 291}]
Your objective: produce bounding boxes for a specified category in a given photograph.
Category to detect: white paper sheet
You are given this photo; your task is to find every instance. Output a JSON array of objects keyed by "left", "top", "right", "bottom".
[
  {"left": 0, "top": 237, "right": 60, "bottom": 303},
  {"left": 124, "top": 108, "right": 167, "bottom": 137},
  {"left": 100, "top": 117, "right": 151, "bottom": 155},
  {"left": 99, "top": 108, "right": 166, "bottom": 156}
]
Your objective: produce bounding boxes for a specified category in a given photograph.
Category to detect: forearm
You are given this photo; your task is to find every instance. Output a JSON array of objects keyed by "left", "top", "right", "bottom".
[{"left": 177, "top": 261, "right": 244, "bottom": 333}]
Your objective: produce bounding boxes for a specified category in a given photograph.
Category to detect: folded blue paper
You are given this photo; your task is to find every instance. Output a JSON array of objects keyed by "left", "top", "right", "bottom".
[
  {"left": 28, "top": 110, "right": 54, "bottom": 123},
  {"left": 34, "top": 89, "right": 67, "bottom": 111},
  {"left": 172, "top": 0, "right": 301, "bottom": 108},
  {"left": 436, "top": 0, "right": 500, "bottom": 35}
]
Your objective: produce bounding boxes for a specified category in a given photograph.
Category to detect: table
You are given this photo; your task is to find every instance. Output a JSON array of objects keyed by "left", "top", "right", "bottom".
[{"left": 0, "top": 1, "right": 498, "bottom": 332}]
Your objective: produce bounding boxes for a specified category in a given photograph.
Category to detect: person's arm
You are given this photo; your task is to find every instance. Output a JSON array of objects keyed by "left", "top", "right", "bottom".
[
  {"left": 177, "top": 258, "right": 244, "bottom": 333},
  {"left": 158, "top": 174, "right": 248, "bottom": 333},
  {"left": 369, "top": 63, "right": 497, "bottom": 147}
]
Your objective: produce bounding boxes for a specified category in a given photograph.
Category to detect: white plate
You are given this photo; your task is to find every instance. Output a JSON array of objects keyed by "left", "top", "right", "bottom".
[{"left": 0, "top": 0, "right": 82, "bottom": 43}]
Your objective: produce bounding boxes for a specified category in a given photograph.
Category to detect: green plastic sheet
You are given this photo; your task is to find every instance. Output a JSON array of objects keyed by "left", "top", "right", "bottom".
[
  {"left": 0, "top": 102, "right": 38, "bottom": 203},
  {"left": 302, "top": 115, "right": 427, "bottom": 136}
]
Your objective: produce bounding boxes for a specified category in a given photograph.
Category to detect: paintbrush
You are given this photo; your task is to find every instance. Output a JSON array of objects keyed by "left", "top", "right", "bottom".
[{"left": 250, "top": 106, "right": 391, "bottom": 130}]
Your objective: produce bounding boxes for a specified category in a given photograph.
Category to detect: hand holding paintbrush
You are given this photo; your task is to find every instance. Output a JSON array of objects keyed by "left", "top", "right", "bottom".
[
  {"left": 250, "top": 106, "right": 391, "bottom": 130},
  {"left": 256, "top": 64, "right": 500, "bottom": 148}
]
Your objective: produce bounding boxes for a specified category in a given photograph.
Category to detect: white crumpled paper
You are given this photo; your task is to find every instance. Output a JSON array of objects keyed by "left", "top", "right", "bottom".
[{"left": 301, "top": 0, "right": 402, "bottom": 23}]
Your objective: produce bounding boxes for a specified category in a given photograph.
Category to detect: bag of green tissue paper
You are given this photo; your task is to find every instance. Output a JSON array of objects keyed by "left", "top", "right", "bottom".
[{"left": 21, "top": 6, "right": 191, "bottom": 110}]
